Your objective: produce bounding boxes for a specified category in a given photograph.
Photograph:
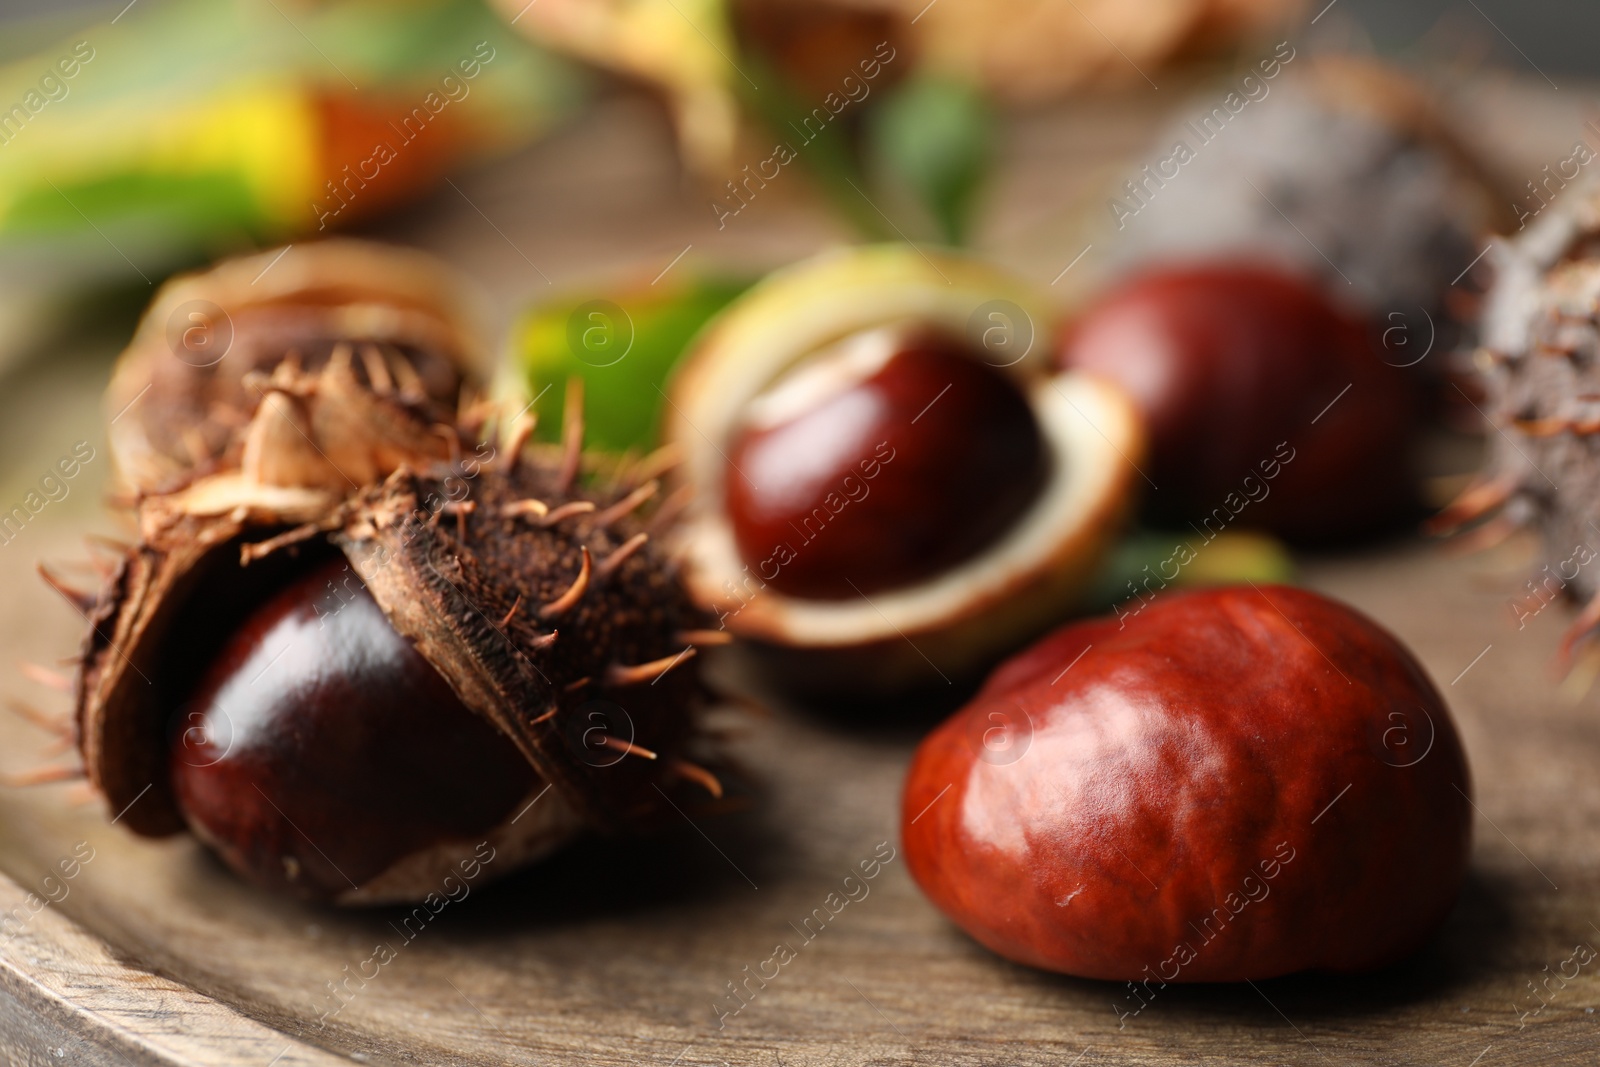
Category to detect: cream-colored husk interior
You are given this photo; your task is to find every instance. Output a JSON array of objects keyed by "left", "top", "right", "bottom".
[{"left": 681, "top": 373, "right": 1137, "bottom": 647}]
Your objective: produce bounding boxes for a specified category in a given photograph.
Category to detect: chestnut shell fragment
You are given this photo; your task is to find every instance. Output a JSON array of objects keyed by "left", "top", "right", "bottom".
[{"left": 902, "top": 585, "right": 1471, "bottom": 981}]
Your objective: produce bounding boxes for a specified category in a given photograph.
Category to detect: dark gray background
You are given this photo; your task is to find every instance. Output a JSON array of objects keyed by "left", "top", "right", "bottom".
[{"left": 1325, "top": 0, "right": 1596, "bottom": 82}]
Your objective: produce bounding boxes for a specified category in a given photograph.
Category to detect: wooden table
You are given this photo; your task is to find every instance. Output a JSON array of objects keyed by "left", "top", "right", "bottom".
[{"left": 2, "top": 77, "right": 1599, "bottom": 1066}]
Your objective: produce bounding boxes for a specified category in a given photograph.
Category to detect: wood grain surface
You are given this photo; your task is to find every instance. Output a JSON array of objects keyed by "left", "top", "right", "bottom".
[{"left": 2, "top": 79, "right": 1599, "bottom": 1066}]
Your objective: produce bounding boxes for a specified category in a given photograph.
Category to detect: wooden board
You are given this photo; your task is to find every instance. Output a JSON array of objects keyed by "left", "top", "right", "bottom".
[
  {"left": 8, "top": 511, "right": 1600, "bottom": 1066},
  {"left": 4, "top": 79, "right": 1600, "bottom": 1067}
]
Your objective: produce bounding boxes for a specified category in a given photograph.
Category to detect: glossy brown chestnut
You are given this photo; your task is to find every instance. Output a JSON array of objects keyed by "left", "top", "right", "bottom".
[
  {"left": 902, "top": 584, "right": 1471, "bottom": 981},
  {"left": 170, "top": 558, "right": 537, "bottom": 900},
  {"left": 1057, "top": 263, "right": 1418, "bottom": 542},
  {"left": 724, "top": 327, "right": 1047, "bottom": 598}
]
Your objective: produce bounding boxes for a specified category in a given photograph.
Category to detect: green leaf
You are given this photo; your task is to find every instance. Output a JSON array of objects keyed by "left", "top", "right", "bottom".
[
  {"left": 512, "top": 275, "right": 751, "bottom": 454},
  {"left": 869, "top": 75, "right": 991, "bottom": 246}
]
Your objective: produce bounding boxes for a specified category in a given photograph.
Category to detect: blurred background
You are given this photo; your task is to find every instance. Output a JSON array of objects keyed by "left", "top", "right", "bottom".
[{"left": 0, "top": 0, "right": 1596, "bottom": 540}]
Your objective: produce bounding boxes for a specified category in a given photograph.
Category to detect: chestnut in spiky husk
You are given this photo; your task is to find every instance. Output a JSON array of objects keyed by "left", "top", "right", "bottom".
[
  {"left": 104, "top": 240, "right": 489, "bottom": 499},
  {"left": 665, "top": 245, "right": 1143, "bottom": 693},
  {"left": 59, "top": 245, "right": 721, "bottom": 904}
]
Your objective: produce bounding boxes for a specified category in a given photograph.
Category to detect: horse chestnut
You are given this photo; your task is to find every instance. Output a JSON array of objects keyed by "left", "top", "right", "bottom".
[
  {"left": 170, "top": 559, "right": 539, "bottom": 900},
  {"left": 72, "top": 245, "right": 719, "bottom": 904},
  {"left": 724, "top": 327, "right": 1047, "bottom": 598},
  {"left": 1057, "top": 263, "right": 1418, "bottom": 542},
  {"left": 902, "top": 584, "right": 1471, "bottom": 981},
  {"left": 667, "top": 244, "right": 1144, "bottom": 692}
]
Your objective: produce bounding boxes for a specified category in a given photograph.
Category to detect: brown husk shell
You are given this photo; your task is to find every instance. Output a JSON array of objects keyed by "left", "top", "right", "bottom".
[
  {"left": 104, "top": 240, "right": 489, "bottom": 498},
  {"left": 338, "top": 459, "right": 708, "bottom": 830},
  {"left": 1443, "top": 177, "right": 1600, "bottom": 660},
  {"left": 78, "top": 449, "right": 711, "bottom": 842}
]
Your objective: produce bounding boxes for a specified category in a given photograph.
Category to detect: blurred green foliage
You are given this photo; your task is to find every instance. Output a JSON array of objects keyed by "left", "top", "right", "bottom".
[{"left": 512, "top": 274, "right": 750, "bottom": 453}]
